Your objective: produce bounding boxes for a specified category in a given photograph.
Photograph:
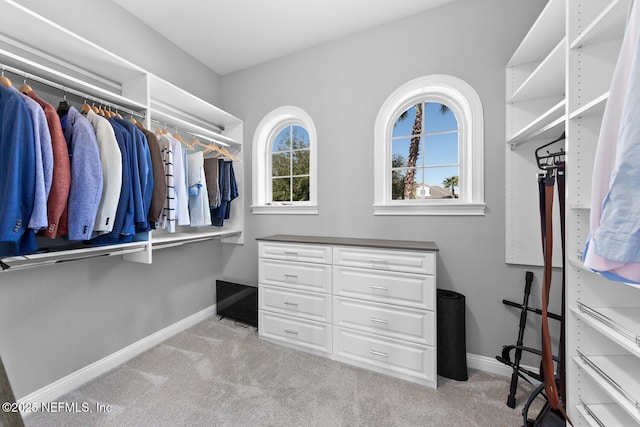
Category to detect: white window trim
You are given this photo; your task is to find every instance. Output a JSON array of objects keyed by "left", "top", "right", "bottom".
[
  {"left": 373, "top": 74, "right": 485, "bottom": 216},
  {"left": 252, "top": 106, "right": 318, "bottom": 215}
]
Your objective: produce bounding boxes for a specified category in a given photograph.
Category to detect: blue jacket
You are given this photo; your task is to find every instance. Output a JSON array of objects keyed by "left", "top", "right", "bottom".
[
  {"left": 61, "top": 107, "right": 103, "bottom": 241},
  {"left": 114, "top": 118, "right": 153, "bottom": 232},
  {"left": 0, "top": 85, "right": 37, "bottom": 256},
  {"left": 91, "top": 119, "right": 134, "bottom": 245}
]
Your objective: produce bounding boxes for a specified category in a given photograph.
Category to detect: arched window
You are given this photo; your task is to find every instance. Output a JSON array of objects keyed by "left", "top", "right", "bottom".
[
  {"left": 252, "top": 106, "right": 318, "bottom": 214},
  {"left": 374, "top": 75, "right": 485, "bottom": 215}
]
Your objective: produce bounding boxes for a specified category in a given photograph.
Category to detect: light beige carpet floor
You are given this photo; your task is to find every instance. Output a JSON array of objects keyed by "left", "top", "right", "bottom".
[{"left": 23, "top": 318, "right": 540, "bottom": 427}]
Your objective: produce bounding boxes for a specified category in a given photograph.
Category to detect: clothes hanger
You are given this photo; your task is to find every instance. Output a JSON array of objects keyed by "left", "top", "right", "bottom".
[
  {"left": 202, "top": 142, "right": 223, "bottom": 157},
  {"left": 81, "top": 99, "right": 92, "bottom": 115},
  {"left": 155, "top": 123, "right": 168, "bottom": 136},
  {"left": 189, "top": 137, "right": 208, "bottom": 153},
  {"left": 19, "top": 75, "right": 32, "bottom": 94},
  {"left": 0, "top": 68, "right": 11, "bottom": 88},
  {"left": 192, "top": 139, "right": 211, "bottom": 152},
  {"left": 173, "top": 129, "right": 194, "bottom": 150},
  {"left": 535, "top": 132, "right": 565, "bottom": 172},
  {"left": 218, "top": 145, "right": 240, "bottom": 162},
  {"left": 58, "top": 90, "right": 71, "bottom": 116}
]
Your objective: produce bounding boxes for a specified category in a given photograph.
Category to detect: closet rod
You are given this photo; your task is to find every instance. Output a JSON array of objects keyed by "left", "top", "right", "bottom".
[
  {"left": 0, "top": 63, "right": 145, "bottom": 119},
  {"left": 150, "top": 118, "right": 230, "bottom": 147}
]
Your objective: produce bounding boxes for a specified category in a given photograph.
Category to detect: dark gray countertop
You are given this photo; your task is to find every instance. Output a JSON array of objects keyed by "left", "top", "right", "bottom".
[{"left": 256, "top": 235, "right": 438, "bottom": 252}]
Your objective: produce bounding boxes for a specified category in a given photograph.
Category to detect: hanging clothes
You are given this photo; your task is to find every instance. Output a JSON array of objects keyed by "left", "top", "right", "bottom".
[
  {"left": 110, "top": 119, "right": 144, "bottom": 237},
  {"left": 157, "top": 133, "right": 176, "bottom": 232},
  {"left": 583, "top": 0, "right": 640, "bottom": 283},
  {"left": 84, "top": 109, "right": 122, "bottom": 236},
  {"left": 113, "top": 118, "right": 152, "bottom": 232},
  {"left": 211, "top": 160, "right": 238, "bottom": 227},
  {"left": 26, "top": 91, "right": 71, "bottom": 239},
  {"left": 0, "top": 85, "right": 37, "bottom": 256},
  {"left": 136, "top": 123, "right": 166, "bottom": 227},
  {"left": 164, "top": 133, "right": 190, "bottom": 227},
  {"left": 59, "top": 106, "right": 103, "bottom": 241},
  {"left": 91, "top": 117, "right": 135, "bottom": 245},
  {"left": 10, "top": 86, "right": 53, "bottom": 233},
  {"left": 187, "top": 151, "right": 211, "bottom": 227},
  {"left": 203, "top": 157, "right": 221, "bottom": 208}
]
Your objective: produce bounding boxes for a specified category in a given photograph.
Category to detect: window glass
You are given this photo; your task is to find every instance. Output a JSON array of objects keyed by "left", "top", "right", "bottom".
[
  {"left": 271, "top": 125, "right": 311, "bottom": 202},
  {"left": 391, "top": 102, "right": 459, "bottom": 200}
]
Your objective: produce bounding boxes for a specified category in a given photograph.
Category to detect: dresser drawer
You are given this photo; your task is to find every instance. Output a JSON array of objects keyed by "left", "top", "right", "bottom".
[
  {"left": 333, "top": 297, "right": 434, "bottom": 345},
  {"left": 260, "top": 285, "right": 331, "bottom": 323},
  {"left": 259, "top": 311, "right": 332, "bottom": 354},
  {"left": 259, "top": 241, "right": 332, "bottom": 264},
  {"left": 333, "top": 327, "right": 435, "bottom": 385},
  {"left": 333, "top": 246, "right": 435, "bottom": 275},
  {"left": 333, "top": 266, "right": 435, "bottom": 310},
  {"left": 259, "top": 259, "right": 332, "bottom": 293}
]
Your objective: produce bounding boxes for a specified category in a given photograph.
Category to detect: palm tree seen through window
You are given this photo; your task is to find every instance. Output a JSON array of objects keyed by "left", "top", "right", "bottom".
[{"left": 391, "top": 102, "right": 459, "bottom": 200}]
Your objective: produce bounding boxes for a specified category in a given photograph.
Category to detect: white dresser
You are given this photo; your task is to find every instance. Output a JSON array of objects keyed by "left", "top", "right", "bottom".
[{"left": 257, "top": 235, "right": 438, "bottom": 388}]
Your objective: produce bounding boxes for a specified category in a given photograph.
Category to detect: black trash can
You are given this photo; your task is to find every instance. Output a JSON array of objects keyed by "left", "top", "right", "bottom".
[{"left": 437, "top": 289, "right": 468, "bottom": 381}]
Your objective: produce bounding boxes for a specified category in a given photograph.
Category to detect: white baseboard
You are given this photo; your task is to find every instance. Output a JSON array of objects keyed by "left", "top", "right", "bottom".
[
  {"left": 466, "top": 352, "right": 538, "bottom": 381},
  {"left": 18, "top": 304, "right": 217, "bottom": 412}
]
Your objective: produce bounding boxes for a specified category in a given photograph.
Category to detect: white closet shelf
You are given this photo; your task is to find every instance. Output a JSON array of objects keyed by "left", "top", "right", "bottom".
[
  {"left": 0, "top": 241, "right": 149, "bottom": 272},
  {"left": 151, "top": 230, "right": 242, "bottom": 250},
  {"left": 0, "top": 0, "right": 146, "bottom": 88},
  {"left": 0, "top": 48, "right": 146, "bottom": 113},
  {"left": 574, "top": 304, "right": 640, "bottom": 357},
  {"left": 507, "top": 99, "right": 566, "bottom": 146},
  {"left": 507, "top": 0, "right": 565, "bottom": 67},
  {"left": 570, "top": 202, "right": 591, "bottom": 210},
  {"left": 571, "top": 0, "right": 629, "bottom": 49},
  {"left": 569, "top": 92, "right": 609, "bottom": 120},
  {"left": 510, "top": 38, "right": 566, "bottom": 103},
  {"left": 150, "top": 107, "right": 239, "bottom": 147},
  {"left": 149, "top": 74, "right": 241, "bottom": 129},
  {"left": 577, "top": 402, "right": 638, "bottom": 427},
  {"left": 574, "top": 353, "right": 640, "bottom": 423}
]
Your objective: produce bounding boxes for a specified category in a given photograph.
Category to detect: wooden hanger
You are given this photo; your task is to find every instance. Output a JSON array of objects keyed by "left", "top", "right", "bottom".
[
  {"left": 202, "top": 142, "right": 222, "bottom": 158},
  {"left": 0, "top": 75, "right": 11, "bottom": 88},
  {"left": 81, "top": 102, "right": 92, "bottom": 115},
  {"left": 173, "top": 131, "right": 194, "bottom": 150},
  {"left": 19, "top": 83, "right": 32, "bottom": 94},
  {"left": 219, "top": 146, "right": 240, "bottom": 162},
  {"left": 192, "top": 139, "right": 210, "bottom": 151},
  {"left": 19, "top": 77, "right": 32, "bottom": 94}
]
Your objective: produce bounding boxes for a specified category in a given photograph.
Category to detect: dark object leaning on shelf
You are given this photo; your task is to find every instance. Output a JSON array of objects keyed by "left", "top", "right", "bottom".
[{"left": 496, "top": 271, "right": 561, "bottom": 409}]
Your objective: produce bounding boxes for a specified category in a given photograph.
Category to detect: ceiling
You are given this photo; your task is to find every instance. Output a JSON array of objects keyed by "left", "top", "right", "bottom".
[{"left": 112, "top": 0, "right": 456, "bottom": 75}]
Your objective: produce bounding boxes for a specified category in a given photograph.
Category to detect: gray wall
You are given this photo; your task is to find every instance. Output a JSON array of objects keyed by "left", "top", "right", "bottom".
[
  {"left": 220, "top": 0, "right": 560, "bottom": 363},
  {"left": 1, "top": 241, "right": 226, "bottom": 399}
]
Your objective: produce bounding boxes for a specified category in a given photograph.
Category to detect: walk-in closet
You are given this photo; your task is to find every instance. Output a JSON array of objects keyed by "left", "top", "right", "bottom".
[{"left": 1, "top": 0, "right": 637, "bottom": 425}]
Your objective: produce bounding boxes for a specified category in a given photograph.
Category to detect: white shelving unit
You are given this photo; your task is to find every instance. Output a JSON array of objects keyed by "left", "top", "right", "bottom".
[
  {"left": 566, "top": 0, "right": 637, "bottom": 425},
  {"left": 505, "top": 0, "right": 566, "bottom": 268},
  {"left": 509, "top": 0, "right": 640, "bottom": 424},
  {"left": 0, "top": 0, "right": 243, "bottom": 270}
]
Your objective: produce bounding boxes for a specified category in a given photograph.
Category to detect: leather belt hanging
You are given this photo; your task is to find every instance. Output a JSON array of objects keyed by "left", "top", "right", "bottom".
[{"left": 538, "top": 161, "right": 570, "bottom": 424}]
